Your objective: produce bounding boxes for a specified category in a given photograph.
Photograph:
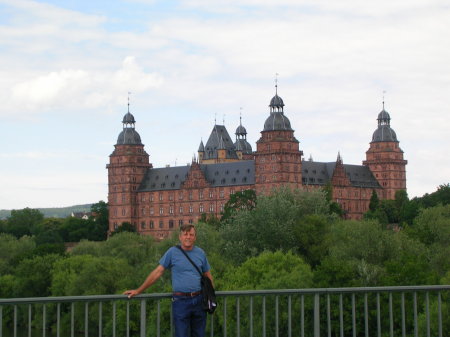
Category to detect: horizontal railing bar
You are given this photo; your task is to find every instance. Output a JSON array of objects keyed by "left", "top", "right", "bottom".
[{"left": 1, "top": 285, "right": 449, "bottom": 305}]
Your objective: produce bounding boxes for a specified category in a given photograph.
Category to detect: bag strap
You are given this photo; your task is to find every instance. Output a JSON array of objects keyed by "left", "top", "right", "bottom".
[{"left": 176, "top": 245, "right": 203, "bottom": 277}]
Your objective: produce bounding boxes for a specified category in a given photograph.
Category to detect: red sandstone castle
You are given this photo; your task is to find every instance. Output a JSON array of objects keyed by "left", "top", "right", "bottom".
[{"left": 107, "top": 87, "right": 407, "bottom": 238}]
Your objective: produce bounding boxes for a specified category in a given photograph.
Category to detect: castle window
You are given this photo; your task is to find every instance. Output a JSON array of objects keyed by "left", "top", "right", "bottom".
[
  {"left": 169, "top": 193, "right": 174, "bottom": 201},
  {"left": 215, "top": 171, "right": 219, "bottom": 176},
  {"left": 159, "top": 193, "right": 163, "bottom": 201},
  {"left": 175, "top": 174, "right": 179, "bottom": 179},
  {"left": 159, "top": 220, "right": 164, "bottom": 228},
  {"left": 149, "top": 220, "right": 154, "bottom": 229},
  {"left": 199, "top": 190, "right": 204, "bottom": 199},
  {"left": 169, "top": 205, "right": 174, "bottom": 214},
  {"left": 161, "top": 183, "right": 165, "bottom": 188},
  {"left": 159, "top": 207, "right": 164, "bottom": 215},
  {"left": 179, "top": 192, "right": 184, "bottom": 200},
  {"left": 209, "top": 204, "right": 214, "bottom": 212},
  {"left": 189, "top": 219, "right": 193, "bottom": 224},
  {"left": 150, "top": 207, "right": 154, "bottom": 215},
  {"left": 199, "top": 204, "right": 204, "bottom": 212},
  {"left": 155, "top": 175, "right": 159, "bottom": 180},
  {"left": 302, "top": 178, "right": 307, "bottom": 183},
  {"left": 221, "top": 178, "right": 226, "bottom": 184},
  {"left": 232, "top": 178, "right": 236, "bottom": 183},
  {"left": 165, "top": 175, "right": 169, "bottom": 180},
  {"left": 225, "top": 170, "right": 229, "bottom": 175},
  {"left": 141, "top": 208, "right": 146, "bottom": 216},
  {"left": 189, "top": 191, "right": 193, "bottom": 200},
  {"left": 189, "top": 205, "right": 193, "bottom": 213},
  {"left": 230, "top": 188, "right": 235, "bottom": 195},
  {"left": 169, "top": 220, "right": 174, "bottom": 228},
  {"left": 220, "top": 203, "right": 224, "bottom": 212},
  {"left": 171, "top": 182, "right": 175, "bottom": 187},
  {"left": 113, "top": 208, "right": 118, "bottom": 216},
  {"left": 242, "top": 177, "right": 247, "bottom": 182},
  {"left": 150, "top": 194, "right": 154, "bottom": 201},
  {"left": 122, "top": 209, "right": 126, "bottom": 216},
  {"left": 236, "top": 170, "right": 240, "bottom": 174},
  {"left": 141, "top": 221, "right": 146, "bottom": 229},
  {"left": 179, "top": 206, "right": 183, "bottom": 214},
  {"left": 209, "top": 190, "right": 214, "bottom": 198},
  {"left": 178, "top": 219, "right": 183, "bottom": 226},
  {"left": 220, "top": 189, "right": 224, "bottom": 198}
]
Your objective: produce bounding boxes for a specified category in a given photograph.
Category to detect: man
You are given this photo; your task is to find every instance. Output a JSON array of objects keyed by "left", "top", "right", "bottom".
[{"left": 124, "top": 224, "right": 213, "bottom": 337}]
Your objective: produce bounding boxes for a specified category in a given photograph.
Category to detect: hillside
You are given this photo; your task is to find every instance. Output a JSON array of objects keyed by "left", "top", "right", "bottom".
[{"left": 0, "top": 204, "right": 93, "bottom": 219}]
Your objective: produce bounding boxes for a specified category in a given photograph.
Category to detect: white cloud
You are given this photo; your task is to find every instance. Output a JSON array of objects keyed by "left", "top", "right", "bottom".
[{"left": 2, "top": 56, "right": 163, "bottom": 114}]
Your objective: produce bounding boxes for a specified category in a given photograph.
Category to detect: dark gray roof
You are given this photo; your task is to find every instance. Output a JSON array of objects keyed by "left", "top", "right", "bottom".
[
  {"left": 198, "top": 140, "right": 205, "bottom": 152},
  {"left": 203, "top": 125, "right": 239, "bottom": 160},
  {"left": 263, "top": 112, "right": 293, "bottom": 131},
  {"left": 270, "top": 94, "right": 285, "bottom": 108},
  {"left": 372, "top": 125, "right": 398, "bottom": 142},
  {"left": 138, "top": 160, "right": 255, "bottom": 191},
  {"left": 122, "top": 112, "right": 136, "bottom": 124},
  {"left": 236, "top": 124, "right": 247, "bottom": 135},
  {"left": 302, "top": 160, "right": 380, "bottom": 188},
  {"left": 116, "top": 128, "right": 142, "bottom": 145},
  {"left": 234, "top": 139, "right": 253, "bottom": 154}
]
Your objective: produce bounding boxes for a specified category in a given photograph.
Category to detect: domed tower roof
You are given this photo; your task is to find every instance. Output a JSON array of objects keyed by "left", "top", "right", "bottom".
[
  {"left": 116, "top": 105, "right": 143, "bottom": 145},
  {"left": 270, "top": 94, "right": 285, "bottom": 109},
  {"left": 263, "top": 84, "right": 293, "bottom": 131},
  {"left": 122, "top": 111, "right": 136, "bottom": 124},
  {"left": 236, "top": 124, "right": 247, "bottom": 135},
  {"left": 371, "top": 104, "right": 398, "bottom": 142}
]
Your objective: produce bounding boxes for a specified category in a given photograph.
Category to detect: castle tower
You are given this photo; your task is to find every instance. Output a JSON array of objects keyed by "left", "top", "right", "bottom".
[
  {"left": 234, "top": 116, "right": 253, "bottom": 160},
  {"left": 254, "top": 85, "right": 303, "bottom": 193},
  {"left": 107, "top": 107, "right": 151, "bottom": 233},
  {"left": 363, "top": 103, "right": 407, "bottom": 199}
]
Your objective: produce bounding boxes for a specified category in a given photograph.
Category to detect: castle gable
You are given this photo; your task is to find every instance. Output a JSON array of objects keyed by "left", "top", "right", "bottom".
[{"left": 204, "top": 125, "right": 238, "bottom": 160}]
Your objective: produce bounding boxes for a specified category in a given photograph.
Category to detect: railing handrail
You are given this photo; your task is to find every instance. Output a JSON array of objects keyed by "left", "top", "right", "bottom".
[{"left": 1, "top": 284, "right": 449, "bottom": 305}]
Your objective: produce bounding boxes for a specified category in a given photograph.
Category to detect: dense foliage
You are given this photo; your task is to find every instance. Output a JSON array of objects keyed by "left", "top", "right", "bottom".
[{"left": 0, "top": 185, "right": 449, "bottom": 335}]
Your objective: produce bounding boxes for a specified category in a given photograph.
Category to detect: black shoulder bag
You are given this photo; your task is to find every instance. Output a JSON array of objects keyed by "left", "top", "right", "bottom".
[{"left": 176, "top": 245, "right": 217, "bottom": 314}]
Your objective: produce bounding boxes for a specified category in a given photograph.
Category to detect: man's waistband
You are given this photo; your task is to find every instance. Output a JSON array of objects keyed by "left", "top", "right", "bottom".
[{"left": 172, "top": 290, "right": 201, "bottom": 297}]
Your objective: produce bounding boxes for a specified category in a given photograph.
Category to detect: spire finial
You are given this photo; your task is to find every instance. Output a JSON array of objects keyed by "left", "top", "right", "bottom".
[
  {"left": 223, "top": 114, "right": 225, "bottom": 125},
  {"left": 239, "top": 107, "right": 243, "bottom": 125},
  {"left": 382, "top": 90, "right": 386, "bottom": 110},
  {"left": 127, "top": 91, "right": 131, "bottom": 113},
  {"left": 214, "top": 113, "right": 217, "bottom": 125},
  {"left": 275, "top": 73, "right": 279, "bottom": 95}
]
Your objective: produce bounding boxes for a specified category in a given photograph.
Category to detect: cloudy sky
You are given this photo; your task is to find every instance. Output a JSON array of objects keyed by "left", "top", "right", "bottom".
[{"left": 0, "top": 0, "right": 449, "bottom": 210}]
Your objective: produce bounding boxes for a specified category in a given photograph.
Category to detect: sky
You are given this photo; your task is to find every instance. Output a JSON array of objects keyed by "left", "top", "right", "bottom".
[{"left": 0, "top": 0, "right": 449, "bottom": 210}]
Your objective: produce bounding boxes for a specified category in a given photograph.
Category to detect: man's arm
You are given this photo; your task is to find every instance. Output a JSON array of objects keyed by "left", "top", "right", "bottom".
[
  {"left": 123, "top": 265, "right": 166, "bottom": 298},
  {"left": 203, "top": 270, "right": 214, "bottom": 288}
]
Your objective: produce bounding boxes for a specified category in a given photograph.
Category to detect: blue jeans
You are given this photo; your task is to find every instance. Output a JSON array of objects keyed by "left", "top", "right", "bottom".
[{"left": 172, "top": 294, "right": 206, "bottom": 337}]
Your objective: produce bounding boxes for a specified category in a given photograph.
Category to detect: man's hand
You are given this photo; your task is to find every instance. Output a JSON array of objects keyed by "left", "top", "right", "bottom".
[{"left": 123, "top": 289, "right": 139, "bottom": 299}]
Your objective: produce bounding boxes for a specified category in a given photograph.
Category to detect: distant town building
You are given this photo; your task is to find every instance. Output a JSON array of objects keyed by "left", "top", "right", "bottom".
[
  {"left": 107, "top": 86, "right": 407, "bottom": 239},
  {"left": 71, "top": 212, "right": 92, "bottom": 220}
]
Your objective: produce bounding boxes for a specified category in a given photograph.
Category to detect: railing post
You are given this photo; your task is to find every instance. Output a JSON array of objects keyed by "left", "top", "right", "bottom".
[
  {"left": 140, "top": 299, "right": 146, "bottom": 337},
  {"left": 314, "top": 293, "right": 320, "bottom": 337}
]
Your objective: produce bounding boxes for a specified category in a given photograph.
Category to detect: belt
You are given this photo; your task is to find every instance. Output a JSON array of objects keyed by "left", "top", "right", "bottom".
[{"left": 172, "top": 291, "right": 201, "bottom": 297}]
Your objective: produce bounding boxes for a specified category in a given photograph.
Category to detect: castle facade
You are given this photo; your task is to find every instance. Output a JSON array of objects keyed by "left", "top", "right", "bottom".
[{"left": 107, "top": 87, "right": 407, "bottom": 239}]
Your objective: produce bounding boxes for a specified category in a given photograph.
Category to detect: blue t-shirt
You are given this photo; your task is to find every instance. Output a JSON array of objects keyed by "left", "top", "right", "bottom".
[{"left": 159, "top": 246, "right": 210, "bottom": 293}]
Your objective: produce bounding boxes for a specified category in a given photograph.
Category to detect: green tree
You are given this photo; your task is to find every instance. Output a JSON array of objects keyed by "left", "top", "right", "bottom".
[
  {"left": 14, "top": 254, "right": 63, "bottom": 297},
  {"left": 220, "top": 189, "right": 257, "bottom": 222},
  {"left": 110, "top": 222, "right": 137, "bottom": 235},
  {"left": 5, "top": 208, "right": 44, "bottom": 238},
  {"left": 221, "top": 187, "right": 331, "bottom": 264},
  {"left": 89, "top": 201, "right": 109, "bottom": 240},
  {"left": 0, "top": 234, "right": 36, "bottom": 274},
  {"left": 369, "top": 190, "right": 379, "bottom": 212}
]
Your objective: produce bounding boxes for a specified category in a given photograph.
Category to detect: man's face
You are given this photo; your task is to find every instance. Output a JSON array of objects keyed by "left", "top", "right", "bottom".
[{"left": 179, "top": 228, "right": 196, "bottom": 250}]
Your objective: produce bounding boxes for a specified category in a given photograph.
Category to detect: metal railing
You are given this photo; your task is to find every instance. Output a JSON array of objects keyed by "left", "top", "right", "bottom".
[{"left": 0, "top": 285, "right": 449, "bottom": 337}]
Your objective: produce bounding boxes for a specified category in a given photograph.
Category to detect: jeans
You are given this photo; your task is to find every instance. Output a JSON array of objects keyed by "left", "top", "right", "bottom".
[{"left": 172, "top": 294, "right": 206, "bottom": 337}]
